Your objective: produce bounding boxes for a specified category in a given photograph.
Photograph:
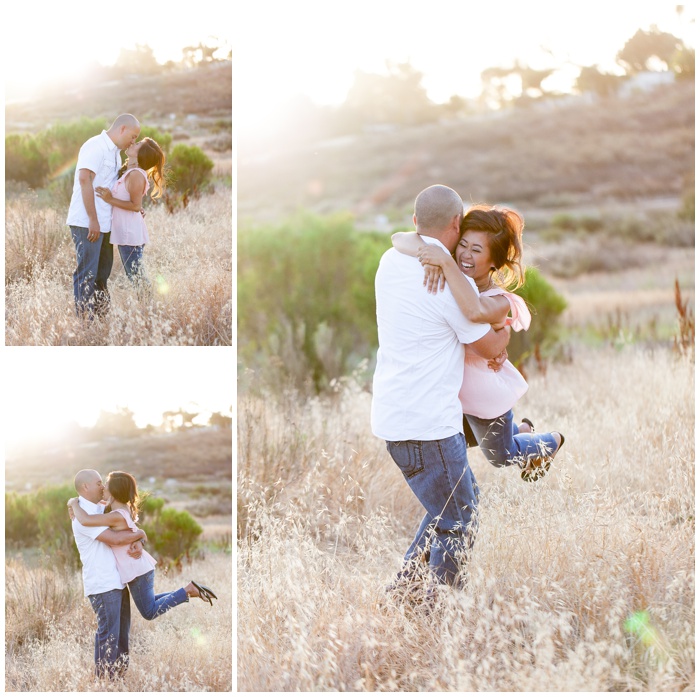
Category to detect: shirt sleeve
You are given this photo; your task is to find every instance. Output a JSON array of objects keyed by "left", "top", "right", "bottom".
[
  {"left": 442, "top": 275, "right": 491, "bottom": 344},
  {"left": 76, "top": 140, "right": 103, "bottom": 175},
  {"left": 73, "top": 519, "right": 109, "bottom": 540}
]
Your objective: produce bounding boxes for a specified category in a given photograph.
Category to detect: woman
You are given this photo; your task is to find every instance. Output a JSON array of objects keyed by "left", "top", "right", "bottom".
[
  {"left": 68, "top": 471, "right": 217, "bottom": 619},
  {"left": 392, "top": 204, "right": 564, "bottom": 481},
  {"left": 95, "top": 137, "right": 166, "bottom": 286}
]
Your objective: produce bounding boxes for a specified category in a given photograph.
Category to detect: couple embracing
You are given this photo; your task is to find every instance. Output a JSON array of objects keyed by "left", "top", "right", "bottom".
[
  {"left": 66, "top": 113, "right": 166, "bottom": 319},
  {"left": 69, "top": 469, "right": 217, "bottom": 680},
  {"left": 372, "top": 184, "right": 565, "bottom": 602}
]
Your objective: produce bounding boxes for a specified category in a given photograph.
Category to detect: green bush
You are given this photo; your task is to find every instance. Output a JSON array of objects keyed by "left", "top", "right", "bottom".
[
  {"left": 5, "top": 485, "right": 203, "bottom": 567},
  {"left": 238, "top": 211, "right": 388, "bottom": 391},
  {"left": 167, "top": 143, "right": 214, "bottom": 195},
  {"left": 5, "top": 491, "right": 40, "bottom": 546},
  {"left": 142, "top": 507, "right": 203, "bottom": 561},
  {"left": 138, "top": 126, "right": 173, "bottom": 156},
  {"left": 5, "top": 133, "right": 50, "bottom": 187},
  {"left": 40, "top": 117, "right": 107, "bottom": 175},
  {"left": 510, "top": 267, "right": 568, "bottom": 362}
]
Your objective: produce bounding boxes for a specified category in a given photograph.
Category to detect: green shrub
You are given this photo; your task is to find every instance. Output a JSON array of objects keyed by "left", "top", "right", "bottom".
[
  {"left": 139, "top": 126, "right": 173, "bottom": 156},
  {"left": 238, "top": 211, "right": 388, "bottom": 391},
  {"left": 509, "top": 267, "right": 568, "bottom": 362},
  {"left": 143, "top": 507, "right": 203, "bottom": 561},
  {"left": 34, "top": 485, "right": 82, "bottom": 567},
  {"left": 5, "top": 134, "right": 50, "bottom": 187},
  {"left": 167, "top": 143, "right": 214, "bottom": 195},
  {"left": 5, "top": 492, "right": 40, "bottom": 546},
  {"left": 40, "top": 117, "right": 107, "bottom": 175}
]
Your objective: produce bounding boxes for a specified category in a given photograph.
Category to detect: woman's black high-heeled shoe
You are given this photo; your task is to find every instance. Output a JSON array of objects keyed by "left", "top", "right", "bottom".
[
  {"left": 191, "top": 580, "right": 218, "bottom": 605},
  {"left": 521, "top": 433, "right": 565, "bottom": 483}
]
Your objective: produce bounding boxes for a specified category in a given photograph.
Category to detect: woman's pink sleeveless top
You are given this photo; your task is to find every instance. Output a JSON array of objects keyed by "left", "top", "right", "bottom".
[
  {"left": 109, "top": 168, "right": 150, "bottom": 246},
  {"left": 111, "top": 507, "right": 157, "bottom": 584},
  {"left": 459, "top": 288, "right": 530, "bottom": 419}
]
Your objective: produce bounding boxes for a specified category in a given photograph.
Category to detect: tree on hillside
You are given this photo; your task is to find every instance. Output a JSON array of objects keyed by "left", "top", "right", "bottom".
[
  {"left": 92, "top": 408, "right": 140, "bottom": 439},
  {"left": 617, "top": 27, "right": 684, "bottom": 73},
  {"left": 575, "top": 65, "right": 623, "bottom": 97},
  {"left": 670, "top": 45, "right": 695, "bottom": 79},
  {"left": 342, "top": 61, "right": 434, "bottom": 127},
  {"left": 114, "top": 44, "right": 161, "bottom": 76},
  {"left": 518, "top": 64, "right": 555, "bottom": 97},
  {"left": 480, "top": 63, "right": 555, "bottom": 107}
]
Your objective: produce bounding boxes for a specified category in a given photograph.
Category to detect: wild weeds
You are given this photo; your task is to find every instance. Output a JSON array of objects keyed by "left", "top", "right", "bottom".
[
  {"left": 673, "top": 277, "right": 695, "bottom": 356},
  {"left": 5, "top": 186, "right": 232, "bottom": 345},
  {"left": 238, "top": 346, "right": 695, "bottom": 691},
  {"left": 5, "top": 552, "right": 232, "bottom": 691}
]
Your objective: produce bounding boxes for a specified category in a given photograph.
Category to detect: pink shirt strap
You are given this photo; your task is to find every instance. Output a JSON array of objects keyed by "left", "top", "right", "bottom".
[{"left": 481, "top": 288, "right": 531, "bottom": 332}]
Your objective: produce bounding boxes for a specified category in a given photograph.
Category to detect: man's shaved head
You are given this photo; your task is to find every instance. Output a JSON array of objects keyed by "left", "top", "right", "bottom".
[
  {"left": 414, "top": 185, "right": 464, "bottom": 233},
  {"left": 74, "top": 469, "right": 100, "bottom": 493},
  {"left": 110, "top": 113, "right": 140, "bottom": 130}
]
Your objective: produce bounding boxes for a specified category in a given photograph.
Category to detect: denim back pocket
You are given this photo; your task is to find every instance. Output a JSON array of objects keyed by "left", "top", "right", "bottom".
[{"left": 387, "top": 440, "right": 424, "bottom": 479}]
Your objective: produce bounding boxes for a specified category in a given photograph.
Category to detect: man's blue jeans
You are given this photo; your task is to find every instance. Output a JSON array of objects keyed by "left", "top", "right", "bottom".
[
  {"left": 386, "top": 432, "right": 479, "bottom": 586},
  {"left": 128, "top": 570, "right": 189, "bottom": 620},
  {"left": 88, "top": 586, "right": 130, "bottom": 679},
  {"left": 70, "top": 226, "right": 113, "bottom": 317},
  {"left": 466, "top": 409, "right": 558, "bottom": 469}
]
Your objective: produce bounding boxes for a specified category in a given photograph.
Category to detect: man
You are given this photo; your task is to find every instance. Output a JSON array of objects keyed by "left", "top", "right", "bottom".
[
  {"left": 66, "top": 114, "right": 141, "bottom": 318},
  {"left": 71, "top": 469, "right": 146, "bottom": 679},
  {"left": 371, "top": 184, "right": 510, "bottom": 598}
]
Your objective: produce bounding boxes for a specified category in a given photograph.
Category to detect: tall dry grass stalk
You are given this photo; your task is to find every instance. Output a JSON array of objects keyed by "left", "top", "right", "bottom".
[
  {"left": 237, "top": 347, "right": 694, "bottom": 691},
  {"left": 5, "top": 186, "right": 232, "bottom": 345},
  {"left": 5, "top": 551, "right": 232, "bottom": 691}
]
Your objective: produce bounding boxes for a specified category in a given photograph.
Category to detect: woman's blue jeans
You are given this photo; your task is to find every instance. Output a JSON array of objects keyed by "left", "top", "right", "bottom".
[
  {"left": 386, "top": 432, "right": 478, "bottom": 586},
  {"left": 127, "top": 570, "right": 189, "bottom": 620},
  {"left": 466, "top": 409, "right": 558, "bottom": 469},
  {"left": 118, "top": 245, "right": 148, "bottom": 284},
  {"left": 88, "top": 586, "right": 130, "bottom": 679}
]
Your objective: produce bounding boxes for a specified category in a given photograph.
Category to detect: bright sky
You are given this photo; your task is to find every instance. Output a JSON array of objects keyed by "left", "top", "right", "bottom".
[
  {"left": 3, "top": 0, "right": 231, "bottom": 101},
  {"left": 235, "top": 1, "right": 694, "bottom": 132},
  {"left": 3, "top": 349, "right": 233, "bottom": 448}
]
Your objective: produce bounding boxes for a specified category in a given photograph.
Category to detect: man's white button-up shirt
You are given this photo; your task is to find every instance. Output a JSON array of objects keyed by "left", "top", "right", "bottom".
[{"left": 371, "top": 236, "right": 490, "bottom": 441}]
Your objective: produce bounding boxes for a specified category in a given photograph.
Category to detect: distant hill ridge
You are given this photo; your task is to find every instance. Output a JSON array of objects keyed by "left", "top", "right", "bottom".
[
  {"left": 238, "top": 80, "right": 694, "bottom": 225},
  {"left": 6, "top": 61, "right": 232, "bottom": 132}
]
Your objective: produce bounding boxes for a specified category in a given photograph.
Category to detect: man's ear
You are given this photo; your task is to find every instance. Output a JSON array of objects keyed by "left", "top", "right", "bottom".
[{"left": 413, "top": 214, "right": 417, "bottom": 227}]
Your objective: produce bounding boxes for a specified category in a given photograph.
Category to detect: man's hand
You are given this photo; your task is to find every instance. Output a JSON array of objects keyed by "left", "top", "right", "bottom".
[
  {"left": 87, "top": 218, "right": 101, "bottom": 243},
  {"left": 127, "top": 540, "right": 144, "bottom": 559}
]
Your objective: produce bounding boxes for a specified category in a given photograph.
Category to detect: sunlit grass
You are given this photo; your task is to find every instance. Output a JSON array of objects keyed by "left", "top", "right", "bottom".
[
  {"left": 238, "top": 346, "right": 694, "bottom": 691},
  {"left": 5, "top": 185, "right": 232, "bottom": 346},
  {"left": 5, "top": 551, "right": 232, "bottom": 691}
]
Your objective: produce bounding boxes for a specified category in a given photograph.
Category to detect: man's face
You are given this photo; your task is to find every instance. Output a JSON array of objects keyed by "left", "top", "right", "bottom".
[
  {"left": 117, "top": 125, "right": 141, "bottom": 151},
  {"left": 81, "top": 472, "right": 105, "bottom": 503}
]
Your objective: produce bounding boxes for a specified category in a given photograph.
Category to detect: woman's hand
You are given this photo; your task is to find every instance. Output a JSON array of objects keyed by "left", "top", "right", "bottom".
[
  {"left": 487, "top": 349, "right": 508, "bottom": 372},
  {"left": 423, "top": 264, "right": 446, "bottom": 294},
  {"left": 67, "top": 497, "right": 78, "bottom": 507},
  {"left": 417, "top": 245, "right": 451, "bottom": 268},
  {"left": 94, "top": 186, "right": 113, "bottom": 204}
]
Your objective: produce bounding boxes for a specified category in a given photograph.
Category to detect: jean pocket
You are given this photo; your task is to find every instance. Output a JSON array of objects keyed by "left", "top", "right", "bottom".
[{"left": 387, "top": 440, "right": 425, "bottom": 479}]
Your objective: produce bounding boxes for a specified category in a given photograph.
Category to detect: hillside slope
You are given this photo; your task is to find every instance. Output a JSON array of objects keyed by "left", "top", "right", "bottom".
[
  {"left": 6, "top": 61, "right": 232, "bottom": 132},
  {"left": 238, "top": 81, "right": 694, "bottom": 226}
]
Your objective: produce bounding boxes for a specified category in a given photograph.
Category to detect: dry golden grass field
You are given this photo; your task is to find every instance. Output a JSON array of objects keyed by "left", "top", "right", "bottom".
[
  {"left": 6, "top": 550, "right": 232, "bottom": 692},
  {"left": 5, "top": 184, "right": 232, "bottom": 346},
  {"left": 237, "top": 331, "right": 694, "bottom": 690}
]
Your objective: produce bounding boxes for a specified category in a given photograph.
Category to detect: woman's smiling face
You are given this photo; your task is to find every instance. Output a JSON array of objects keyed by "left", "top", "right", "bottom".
[{"left": 455, "top": 230, "right": 494, "bottom": 283}]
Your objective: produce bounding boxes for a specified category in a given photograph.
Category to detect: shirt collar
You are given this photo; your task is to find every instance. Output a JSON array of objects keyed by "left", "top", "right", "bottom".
[
  {"left": 100, "top": 130, "right": 119, "bottom": 151},
  {"left": 78, "top": 496, "right": 104, "bottom": 513},
  {"left": 417, "top": 234, "right": 451, "bottom": 255}
]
